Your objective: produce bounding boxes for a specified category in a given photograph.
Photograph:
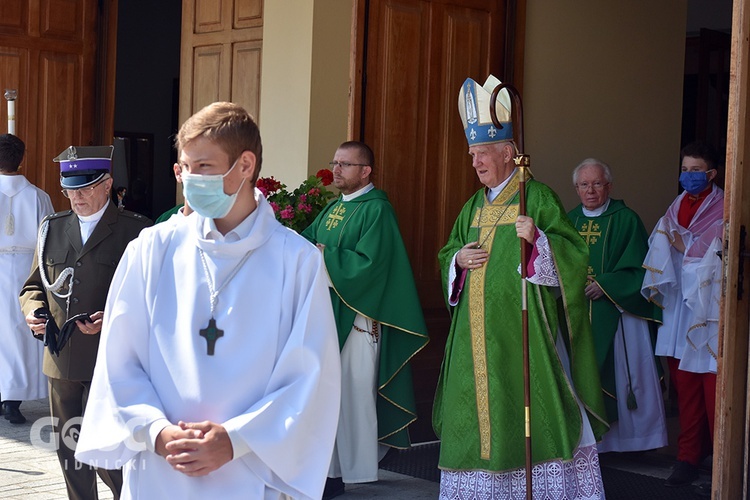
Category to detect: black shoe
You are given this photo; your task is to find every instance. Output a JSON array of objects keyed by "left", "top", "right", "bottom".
[
  {"left": 2, "top": 402, "right": 26, "bottom": 424},
  {"left": 322, "top": 477, "right": 345, "bottom": 499},
  {"left": 665, "top": 460, "right": 699, "bottom": 487}
]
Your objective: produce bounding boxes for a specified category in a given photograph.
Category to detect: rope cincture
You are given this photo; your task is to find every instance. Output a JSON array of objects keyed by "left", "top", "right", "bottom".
[
  {"left": 618, "top": 315, "right": 638, "bottom": 411},
  {"left": 37, "top": 219, "right": 75, "bottom": 314}
]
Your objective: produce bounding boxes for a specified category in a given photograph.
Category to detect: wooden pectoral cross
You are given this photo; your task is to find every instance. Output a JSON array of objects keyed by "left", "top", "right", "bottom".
[{"left": 199, "top": 318, "right": 224, "bottom": 355}]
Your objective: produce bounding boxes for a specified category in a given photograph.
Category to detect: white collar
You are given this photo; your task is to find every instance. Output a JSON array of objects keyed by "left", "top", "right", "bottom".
[
  {"left": 342, "top": 183, "right": 374, "bottom": 201},
  {"left": 77, "top": 202, "right": 108, "bottom": 223},
  {"left": 582, "top": 198, "right": 611, "bottom": 217},
  {"left": 487, "top": 171, "right": 515, "bottom": 203},
  {"left": 201, "top": 200, "right": 259, "bottom": 243}
]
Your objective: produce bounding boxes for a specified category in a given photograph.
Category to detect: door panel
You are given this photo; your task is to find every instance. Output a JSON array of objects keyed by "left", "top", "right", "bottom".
[
  {"left": 361, "top": 0, "right": 512, "bottom": 442},
  {"left": 0, "top": 0, "right": 99, "bottom": 211},
  {"left": 180, "top": 0, "right": 263, "bottom": 127},
  {"left": 234, "top": 0, "right": 263, "bottom": 28},
  {"left": 231, "top": 40, "right": 262, "bottom": 120},
  {"left": 0, "top": 1, "right": 26, "bottom": 34},
  {"left": 192, "top": 45, "right": 226, "bottom": 110},
  {"left": 195, "top": 0, "right": 223, "bottom": 33},
  {"left": 41, "top": 0, "right": 83, "bottom": 39},
  {"left": 38, "top": 52, "right": 80, "bottom": 197}
]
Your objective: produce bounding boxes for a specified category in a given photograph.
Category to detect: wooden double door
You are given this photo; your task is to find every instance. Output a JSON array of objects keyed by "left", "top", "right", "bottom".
[
  {"left": 178, "top": 0, "right": 519, "bottom": 442},
  {"left": 0, "top": 0, "right": 519, "bottom": 444}
]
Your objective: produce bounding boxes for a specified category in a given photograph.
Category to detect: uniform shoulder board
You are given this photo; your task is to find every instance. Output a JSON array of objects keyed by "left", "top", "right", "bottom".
[
  {"left": 120, "top": 209, "right": 153, "bottom": 224},
  {"left": 42, "top": 210, "right": 73, "bottom": 222}
]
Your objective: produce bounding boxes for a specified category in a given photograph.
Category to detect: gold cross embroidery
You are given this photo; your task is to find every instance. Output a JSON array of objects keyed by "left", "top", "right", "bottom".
[
  {"left": 578, "top": 220, "right": 601, "bottom": 245},
  {"left": 326, "top": 204, "right": 346, "bottom": 230}
]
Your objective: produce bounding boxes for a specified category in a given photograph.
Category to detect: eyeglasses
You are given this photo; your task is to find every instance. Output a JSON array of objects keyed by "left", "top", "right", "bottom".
[
  {"left": 61, "top": 179, "right": 107, "bottom": 199},
  {"left": 328, "top": 161, "right": 368, "bottom": 169},
  {"left": 575, "top": 181, "right": 609, "bottom": 191}
]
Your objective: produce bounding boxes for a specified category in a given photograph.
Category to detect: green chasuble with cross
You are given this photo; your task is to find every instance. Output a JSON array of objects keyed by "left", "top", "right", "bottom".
[
  {"left": 301, "top": 188, "right": 429, "bottom": 448},
  {"left": 434, "top": 170, "right": 608, "bottom": 472},
  {"left": 567, "top": 199, "right": 662, "bottom": 422}
]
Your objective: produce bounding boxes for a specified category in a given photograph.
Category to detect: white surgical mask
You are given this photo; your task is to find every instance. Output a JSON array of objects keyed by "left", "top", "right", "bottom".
[{"left": 182, "top": 159, "right": 246, "bottom": 219}]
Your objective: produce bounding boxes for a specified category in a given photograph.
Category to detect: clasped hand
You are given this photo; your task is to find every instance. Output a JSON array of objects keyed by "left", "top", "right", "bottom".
[
  {"left": 156, "top": 421, "right": 233, "bottom": 477},
  {"left": 584, "top": 278, "right": 605, "bottom": 300},
  {"left": 458, "top": 216, "right": 536, "bottom": 270}
]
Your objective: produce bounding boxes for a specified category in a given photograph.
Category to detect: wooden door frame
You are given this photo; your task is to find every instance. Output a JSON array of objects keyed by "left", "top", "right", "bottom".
[
  {"left": 714, "top": 1, "right": 750, "bottom": 498},
  {"left": 95, "top": 0, "right": 118, "bottom": 146}
]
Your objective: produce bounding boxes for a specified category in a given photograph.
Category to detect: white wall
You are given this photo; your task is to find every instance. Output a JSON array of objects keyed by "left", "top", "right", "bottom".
[
  {"left": 259, "top": 0, "right": 352, "bottom": 187},
  {"left": 523, "top": 1, "right": 688, "bottom": 230},
  {"left": 259, "top": 1, "right": 315, "bottom": 185},
  {"left": 309, "top": 0, "right": 354, "bottom": 176}
]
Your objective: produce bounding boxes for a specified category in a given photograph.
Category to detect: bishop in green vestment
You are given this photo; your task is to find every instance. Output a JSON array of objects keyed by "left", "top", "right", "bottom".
[
  {"left": 301, "top": 141, "right": 428, "bottom": 490},
  {"left": 568, "top": 159, "right": 665, "bottom": 453},
  {"left": 436, "top": 169, "right": 608, "bottom": 471},
  {"left": 434, "top": 75, "right": 607, "bottom": 499}
]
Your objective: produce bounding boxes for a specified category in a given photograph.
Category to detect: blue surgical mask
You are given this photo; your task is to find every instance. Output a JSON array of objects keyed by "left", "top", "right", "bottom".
[
  {"left": 679, "top": 171, "right": 710, "bottom": 195},
  {"left": 182, "top": 159, "right": 246, "bottom": 219}
]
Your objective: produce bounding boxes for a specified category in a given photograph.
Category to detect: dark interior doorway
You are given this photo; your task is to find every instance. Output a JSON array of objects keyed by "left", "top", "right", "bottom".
[{"left": 114, "top": 0, "right": 182, "bottom": 220}]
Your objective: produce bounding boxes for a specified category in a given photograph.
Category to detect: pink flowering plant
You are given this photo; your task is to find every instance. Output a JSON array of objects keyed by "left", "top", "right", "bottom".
[{"left": 256, "top": 169, "right": 336, "bottom": 232}]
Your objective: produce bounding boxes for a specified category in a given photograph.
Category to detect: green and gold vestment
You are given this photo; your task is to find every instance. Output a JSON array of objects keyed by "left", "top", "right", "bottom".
[
  {"left": 568, "top": 199, "right": 662, "bottom": 422},
  {"left": 435, "top": 170, "right": 607, "bottom": 472},
  {"left": 302, "top": 188, "right": 429, "bottom": 448}
]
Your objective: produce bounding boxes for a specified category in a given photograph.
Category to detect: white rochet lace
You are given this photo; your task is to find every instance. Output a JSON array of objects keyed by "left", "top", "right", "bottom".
[{"left": 517, "top": 230, "right": 559, "bottom": 287}]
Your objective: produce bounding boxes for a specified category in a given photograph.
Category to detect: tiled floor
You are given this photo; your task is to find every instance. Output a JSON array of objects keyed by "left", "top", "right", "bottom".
[
  {"left": 0, "top": 398, "right": 437, "bottom": 499},
  {"left": 0, "top": 394, "right": 709, "bottom": 499}
]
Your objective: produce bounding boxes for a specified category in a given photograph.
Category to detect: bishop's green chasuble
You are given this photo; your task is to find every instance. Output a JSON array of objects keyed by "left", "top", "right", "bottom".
[
  {"left": 302, "top": 188, "right": 429, "bottom": 448},
  {"left": 435, "top": 170, "right": 607, "bottom": 472},
  {"left": 567, "top": 199, "right": 662, "bottom": 422}
]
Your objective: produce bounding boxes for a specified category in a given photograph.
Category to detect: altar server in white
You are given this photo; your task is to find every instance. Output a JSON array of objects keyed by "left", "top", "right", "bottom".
[
  {"left": 642, "top": 141, "right": 723, "bottom": 487},
  {"left": 75, "top": 102, "right": 342, "bottom": 500},
  {"left": 0, "top": 133, "right": 53, "bottom": 424}
]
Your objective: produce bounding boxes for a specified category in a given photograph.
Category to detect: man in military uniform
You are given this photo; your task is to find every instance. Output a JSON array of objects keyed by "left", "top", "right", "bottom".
[{"left": 20, "top": 145, "right": 151, "bottom": 500}]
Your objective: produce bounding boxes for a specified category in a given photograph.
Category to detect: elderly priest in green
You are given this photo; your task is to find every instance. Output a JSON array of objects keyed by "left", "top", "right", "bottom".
[
  {"left": 567, "top": 158, "right": 666, "bottom": 454},
  {"left": 301, "top": 141, "right": 429, "bottom": 499},
  {"left": 435, "top": 76, "right": 608, "bottom": 499}
]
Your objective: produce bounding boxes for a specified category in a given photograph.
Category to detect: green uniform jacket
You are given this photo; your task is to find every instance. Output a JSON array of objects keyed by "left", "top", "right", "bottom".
[
  {"left": 301, "top": 188, "right": 429, "bottom": 448},
  {"left": 435, "top": 171, "right": 607, "bottom": 472},
  {"left": 567, "top": 199, "right": 662, "bottom": 422},
  {"left": 20, "top": 202, "right": 151, "bottom": 381}
]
